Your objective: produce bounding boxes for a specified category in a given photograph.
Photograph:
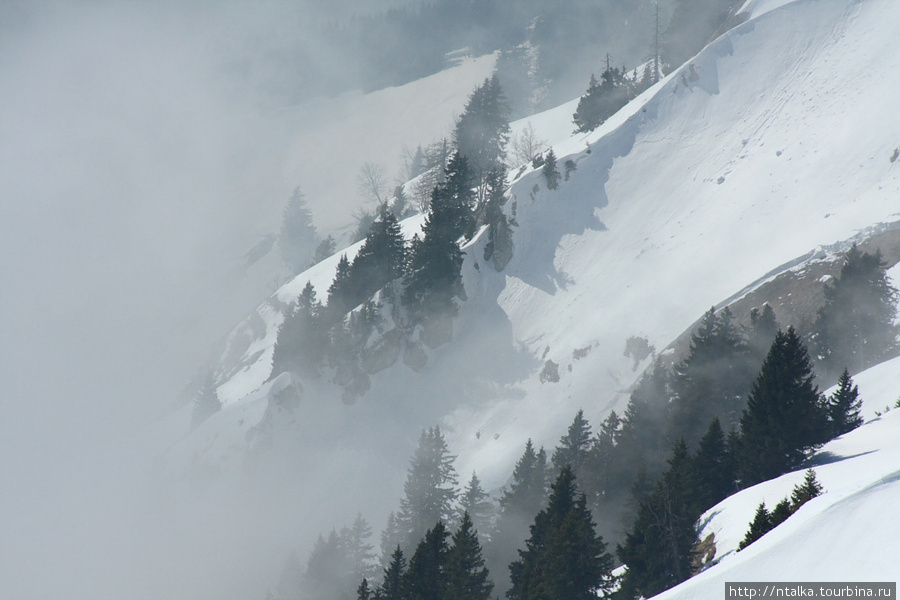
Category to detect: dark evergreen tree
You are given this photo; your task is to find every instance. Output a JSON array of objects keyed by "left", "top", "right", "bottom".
[
  {"left": 488, "top": 440, "right": 549, "bottom": 597},
  {"left": 739, "top": 328, "right": 830, "bottom": 486},
  {"left": 572, "top": 65, "right": 634, "bottom": 133},
  {"left": 445, "top": 512, "right": 493, "bottom": 600},
  {"left": 826, "top": 369, "right": 863, "bottom": 437},
  {"left": 693, "top": 418, "right": 733, "bottom": 510},
  {"left": 769, "top": 498, "right": 793, "bottom": 527},
  {"left": 813, "top": 244, "right": 899, "bottom": 379},
  {"left": 191, "top": 369, "right": 221, "bottom": 430},
  {"left": 357, "top": 578, "right": 372, "bottom": 600},
  {"left": 542, "top": 148, "right": 560, "bottom": 190},
  {"left": 748, "top": 304, "right": 778, "bottom": 366},
  {"left": 327, "top": 254, "right": 354, "bottom": 322},
  {"left": 404, "top": 521, "right": 450, "bottom": 600},
  {"left": 349, "top": 204, "right": 406, "bottom": 306},
  {"left": 508, "top": 466, "right": 615, "bottom": 600},
  {"left": 670, "top": 307, "right": 752, "bottom": 448},
  {"left": 378, "top": 546, "right": 407, "bottom": 600},
  {"left": 737, "top": 503, "right": 772, "bottom": 550},
  {"left": 616, "top": 441, "right": 699, "bottom": 599},
  {"left": 581, "top": 410, "right": 620, "bottom": 511},
  {"left": 313, "top": 234, "right": 337, "bottom": 266},
  {"left": 279, "top": 187, "right": 319, "bottom": 274},
  {"left": 270, "top": 281, "right": 326, "bottom": 379},
  {"left": 458, "top": 472, "right": 495, "bottom": 539},
  {"left": 789, "top": 469, "right": 824, "bottom": 510},
  {"left": 453, "top": 74, "right": 511, "bottom": 178},
  {"left": 396, "top": 427, "right": 459, "bottom": 552},
  {"left": 551, "top": 408, "right": 592, "bottom": 474}
]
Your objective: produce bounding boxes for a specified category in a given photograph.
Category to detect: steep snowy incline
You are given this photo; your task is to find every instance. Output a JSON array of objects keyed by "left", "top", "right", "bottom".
[
  {"left": 446, "top": 0, "right": 900, "bottom": 477},
  {"left": 653, "top": 355, "right": 900, "bottom": 598},
  {"left": 165, "top": 0, "right": 900, "bottom": 542}
]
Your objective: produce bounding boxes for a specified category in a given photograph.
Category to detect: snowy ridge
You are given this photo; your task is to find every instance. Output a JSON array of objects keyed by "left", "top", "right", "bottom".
[
  {"left": 163, "top": 0, "right": 900, "bottom": 560},
  {"left": 658, "top": 356, "right": 900, "bottom": 598}
]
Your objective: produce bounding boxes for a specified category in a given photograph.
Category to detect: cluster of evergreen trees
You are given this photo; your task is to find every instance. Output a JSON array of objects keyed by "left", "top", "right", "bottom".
[
  {"left": 738, "top": 468, "right": 823, "bottom": 551},
  {"left": 270, "top": 77, "right": 515, "bottom": 396}
]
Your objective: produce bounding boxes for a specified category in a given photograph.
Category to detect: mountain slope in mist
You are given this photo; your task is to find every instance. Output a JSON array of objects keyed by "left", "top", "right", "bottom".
[{"left": 161, "top": 0, "right": 900, "bottom": 592}]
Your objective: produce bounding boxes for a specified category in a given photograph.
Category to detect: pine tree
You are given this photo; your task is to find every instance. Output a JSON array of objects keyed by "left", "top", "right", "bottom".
[
  {"left": 551, "top": 409, "right": 592, "bottom": 474},
  {"left": 453, "top": 74, "right": 511, "bottom": 178},
  {"left": 581, "top": 410, "right": 620, "bottom": 509},
  {"left": 270, "top": 281, "right": 326, "bottom": 379},
  {"left": 790, "top": 469, "right": 824, "bottom": 510},
  {"left": 349, "top": 204, "right": 406, "bottom": 303},
  {"left": 279, "top": 187, "right": 319, "bottom": 274},
  {"left": 458, "top": 472, "right": 494, "bottom": 539},
  {"left": 445, "top": 512, "right": 493, "bottom": 600},
  {"left": 404, "top": 522, "right": 450, "bottom": 600},
  {"left": 356, "top": 578, "right": 372, "bottom": 600},
  {"left": 313, "top": 234, "right": 337, "bottom": 266},
  {"left": 738, "top": 503, "right": 772, "bottom": 550},
  {"left": 769, "top": 498, "right": 793, "bottom": 527},
  {"left": 826, "top": 369, "right": 863, "bottom": 437},
  {"left": 739, "top": 328, "right": 830, "bottom": 486},
  {"left": 344, "top": 514, "right": 378, "bottom": 585},
  {"left": 508, "top": 466, "right": 615, "bottom": 600},
  {"left": 813, "top": 244, "right": 899, "bottom": 379},
  {"left": 572, "top": 65, "right": 634, "bottom": 133},
  {"left": 191, "top": 369, "right": 221, "bottom": 429},
  {"left": 396, "top": 427, "right": 459, "bottom": 551},
  {"left": 542, "top": 148, "right": 560, "bottom": 190},
  {"left": 616, "top": 441, "right": 700, "bottom": 598},
  {"left": 487, "top": 440, "right": 548, "bottom": 597},
  {"left": 327, "top": 254, "right": 354, "bottom": 321},
  {"left": 693, "top": 418, "right": 733, "bottom": 510},
  {"left": 378, "top": 546, "right": 407, "bottom": 600}
]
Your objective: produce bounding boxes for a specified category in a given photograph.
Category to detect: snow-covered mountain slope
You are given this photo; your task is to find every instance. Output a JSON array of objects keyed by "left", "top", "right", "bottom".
[
  {"left": 657, "top": 355, "right": 900, "bottom": 598},
  {"left": 162, "top": 0, "right": 900, "bottom": 564}
]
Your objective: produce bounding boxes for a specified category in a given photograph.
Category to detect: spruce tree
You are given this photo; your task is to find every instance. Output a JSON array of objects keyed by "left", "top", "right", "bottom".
[
  {"left": 738, "top": 503, "right": 772, "bottom": 550},
  {"left": 739, "top": 327, "right": 830, "bottom": 486},
  {"left": 404, "top": 522, "right": 450, "bottom": 600},
  {"left": 445, "top": 512, "right": 493, "bottom": 600},
  {"left": 356, "top": 578, "right": 372, "bottom": 600},
  {"left": 790, "top": 469, "right": 824, "bottom": 510},
  {"left": 378, "top": 546, "right": 407, "bottom": 600},
  {"left": 813, "top": 244, "right": 899, "bottom": 379},
  {"left": 693, "top": 418, "right": 733, "bottom": 509},
  {"left": 458, "top": 472, "right": 494, "bottom": 539},
  {"left": 542, "top": 148, "right": 560, "bottom": 190},
  {"left": 453, "top": 74, "right": 511, "bottom": 178},
  {"left": 508, "top": 466, "right": 615, "bottom": 600},
  {"left": 396, "top": 427, "right": 459, "bottom": 551},
  {"left": 551, "top": 409, "right": 592, "bottom": 474},
  {"left": 270, "top": 281, "right": 326, "bottom": 379},
  {"left": 826, "top": 369, "right": 863, "bottom": 436},
  {"left": 327, "top": 254, "right": 354, "bottom": 322},
  {"left": 349, "top": 203, "right": 406, "bottom": 306},
  {"left": 488, "top": 440, "right": 548, "bottom": 597},
  {"left": 769, "top": 498, "right": 793, "bottom": 527},
  {"left": 279, "top": 187, "right": 319, "bottom": 274}
]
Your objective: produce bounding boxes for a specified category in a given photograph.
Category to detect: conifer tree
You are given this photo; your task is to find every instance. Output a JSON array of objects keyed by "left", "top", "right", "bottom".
[
  {"left": 279, "top": 187, "right": 319, "bottom": 274},
  {"left": 349, "top": 204, "right": 406, "bottom": 305},
  {"left": 313, "top": 234, "right": 337, "bottom": 266},
  {"left": 693, "top": 418, "right": 733, "bottom": 509},
  {"left": 270, "top": 281, "right": 326, "bottom": 379},
  {"left": 445, "top": 512, "right": 493, "bottom": 600},
  {"left": 356, "top": 578, "right": 372, "bottom": 600},
  {"left": 572, "top": 65, "right": 634, "bottom": 133},
  {"left": 826, "top": 369, "right": 863, "bottom": 437},
  {"left": 616, "top": 441, "right": 700, "bottom": 598},
  {"left": 581, "top": 410, "right": 620, "bottom": 509},
  {"left": 378, "top": 546, "right": 407, "bottom": 600},
  {"left": 458, "top": 472, "right": 494, "bottom": 538},
  {"left": 738, "top": 503, "right": 772, "bottom": 550},
  {"left": 551, "top": 408, "right": 592, "bottom": 474},
  {"left": 769, "top": 498, "right": 793, "bottom": 527},
  {"left": 542, "top": 148, "right": 560, "bottom": 190},
  {"left": 327, "top": 254, "right": 354, "bottom": 322},
  {"left": 508, "top": 466, "right": 615, "bottom": 600},
  {"left": 404, "top": 522, "right": 450, "bottom": 600},
  {"left": 813, "top": 244, "right": 899, "bottom": 379},
  {"left": 739, "top": 327, "right": 830, "bottom": 486},
  {"left": 396, "top": 427, "right": 459, "bottom": 551},
  {"left": 453, "top": 74, "right": 511, "bottom": 178},
  {"left": 790, "top": 469, "right": 824, "bottom": 510},
  {"left": 487, "top": 440, "right": 548, "bottom": 597}
]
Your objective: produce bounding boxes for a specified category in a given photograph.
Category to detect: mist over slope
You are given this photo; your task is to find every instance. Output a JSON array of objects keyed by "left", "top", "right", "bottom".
[{"left": 157, "top": 4, "right": 900, "bottom": 596}]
